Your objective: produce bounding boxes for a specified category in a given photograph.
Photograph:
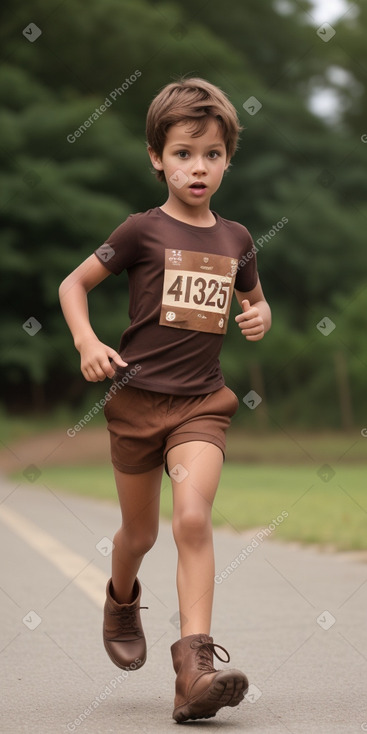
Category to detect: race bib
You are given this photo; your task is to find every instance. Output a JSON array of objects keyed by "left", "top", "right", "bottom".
[{"left": 159, "top": 249, "right": 238, "bottom": 334}]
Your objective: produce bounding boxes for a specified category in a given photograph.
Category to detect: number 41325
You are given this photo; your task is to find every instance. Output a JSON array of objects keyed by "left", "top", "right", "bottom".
[{"left": 167, "top": 275, "right": 231, "bottom": 310}]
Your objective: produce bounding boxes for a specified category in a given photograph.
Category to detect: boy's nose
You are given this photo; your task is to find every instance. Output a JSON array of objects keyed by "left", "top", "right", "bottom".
[{"left": 191, "top": 156, "right": 207, "bottom": 175}]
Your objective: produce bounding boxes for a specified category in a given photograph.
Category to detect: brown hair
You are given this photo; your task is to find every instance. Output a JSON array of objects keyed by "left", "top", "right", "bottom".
[{"left": 146, "top": 77, "right": 242, "bottom": 182}]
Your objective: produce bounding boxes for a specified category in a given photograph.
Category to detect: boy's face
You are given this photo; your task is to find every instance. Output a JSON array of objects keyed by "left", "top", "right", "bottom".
[{"left": 149, "top": 118, "right": 230, "bottom": 208}]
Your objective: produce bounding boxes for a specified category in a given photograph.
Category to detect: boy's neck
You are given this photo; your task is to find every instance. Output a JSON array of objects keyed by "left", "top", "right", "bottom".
[{"left": 159, "top": 198, "right": 216, "bottom": 227}]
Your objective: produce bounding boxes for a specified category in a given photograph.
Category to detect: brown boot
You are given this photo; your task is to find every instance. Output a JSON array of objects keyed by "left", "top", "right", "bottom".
[
  {"left": 103, "top": 578, "right": 147, "bottom": 670},
  {"left": 170, "top": 633, "right": 248, "bottom": 722}
]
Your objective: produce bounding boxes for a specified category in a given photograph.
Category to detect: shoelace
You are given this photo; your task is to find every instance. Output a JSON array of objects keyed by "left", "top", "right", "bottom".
[
  {"left": 110, "top": 604, "right": 148, "bottom": 635},
  {"left": 191, "top": 638, "right": 231, "bottom": 672}
]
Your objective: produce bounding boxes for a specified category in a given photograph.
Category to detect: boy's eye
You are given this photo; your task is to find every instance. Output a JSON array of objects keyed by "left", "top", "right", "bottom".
[{"left": 175, "top": 151, "right": 221, "bottom": 159}]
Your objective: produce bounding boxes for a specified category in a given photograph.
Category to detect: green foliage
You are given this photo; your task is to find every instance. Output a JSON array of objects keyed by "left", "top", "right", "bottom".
[{"left": 1, "top": 0, "right": 366, "bottom": 426}]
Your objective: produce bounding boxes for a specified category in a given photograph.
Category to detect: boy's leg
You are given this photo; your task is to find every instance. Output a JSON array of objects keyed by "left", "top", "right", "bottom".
[
  {"left": 167, "top": 440, "right": 223, "bottom": 636},
  {"left": 167, "top": 440, "right": 248, "bottom": 721},
  {"left": 111, "top": 464, "right": 164, "bottom": 603},
  {"left": 103, "top": 463, "right": 163, "bottom": 670}
]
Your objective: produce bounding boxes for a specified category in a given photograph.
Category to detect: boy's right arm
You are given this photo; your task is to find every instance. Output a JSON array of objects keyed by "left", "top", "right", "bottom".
[{"left": 59, "top": 254, "right": 127, "bottom": 382}]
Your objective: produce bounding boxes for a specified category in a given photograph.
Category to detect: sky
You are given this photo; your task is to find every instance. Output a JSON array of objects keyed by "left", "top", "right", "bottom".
[
  {"left": 308, "top": 0, "right": 352, "bottom": 120},
  {"left": 310, "top": 0, "right": 349, "bottom": 24}
]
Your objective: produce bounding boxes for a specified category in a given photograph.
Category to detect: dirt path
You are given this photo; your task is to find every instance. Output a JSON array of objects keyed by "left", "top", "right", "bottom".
[{"left": 0, "top": 427, "right": 110, "bottom": 475}]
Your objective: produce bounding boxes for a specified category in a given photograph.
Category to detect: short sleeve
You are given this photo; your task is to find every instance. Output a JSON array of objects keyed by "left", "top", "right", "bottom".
[
  {"left": 94, "top": 214, "right": 140, "bottom": 275},
  {"left": 234, "top": 229, "right": 258, "bottom": 292}
]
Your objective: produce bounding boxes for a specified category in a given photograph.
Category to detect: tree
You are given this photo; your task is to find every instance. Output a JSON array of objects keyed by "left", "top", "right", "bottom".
[{"left": 0, "top": 0, "right": 365, "bottom": 425}]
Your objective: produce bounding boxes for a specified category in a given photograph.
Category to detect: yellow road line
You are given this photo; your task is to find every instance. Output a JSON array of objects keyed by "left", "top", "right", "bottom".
[{"left": 0, "top": 504, "right": 106, "bottom": 607}]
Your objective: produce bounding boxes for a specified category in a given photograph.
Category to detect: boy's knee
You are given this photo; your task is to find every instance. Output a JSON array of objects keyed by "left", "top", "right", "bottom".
[
  {"left": 115, "top": 527, "right": 158, "bottom": 557},
  {"left": 172, "top": 511, "right": 211, "bottom": 546}
]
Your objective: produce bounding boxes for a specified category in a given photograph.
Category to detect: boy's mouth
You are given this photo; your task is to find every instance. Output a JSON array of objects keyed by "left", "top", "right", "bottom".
[
  {"left": 188, "top": 182, "right": 208, "bottom": 196},
  {"left": 189, "top": 182, "right": 207, "bottom": 189}
]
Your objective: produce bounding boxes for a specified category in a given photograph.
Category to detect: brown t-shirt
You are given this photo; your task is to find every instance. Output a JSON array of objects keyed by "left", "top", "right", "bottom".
[{"left": 94, "top": 207, "right": 258, "bottom": 395}]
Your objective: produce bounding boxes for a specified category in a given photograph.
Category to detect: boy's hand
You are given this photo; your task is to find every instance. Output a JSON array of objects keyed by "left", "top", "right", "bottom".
[
  {"left": 78, "top": 337, "right": 128, "bottom": 381},
  {"left": 235, "top": 299, "right": 265, "bottom": 342}
]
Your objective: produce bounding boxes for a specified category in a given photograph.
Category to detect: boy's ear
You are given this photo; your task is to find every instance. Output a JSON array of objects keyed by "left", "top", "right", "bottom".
[{"left": 147, "top": 146, "right": 164, "bottom": 173}]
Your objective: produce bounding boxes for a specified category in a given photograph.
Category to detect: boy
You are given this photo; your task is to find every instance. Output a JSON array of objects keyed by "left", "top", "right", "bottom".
[{"left": 59, "top": 77, "right": 271, "bottom": 722}]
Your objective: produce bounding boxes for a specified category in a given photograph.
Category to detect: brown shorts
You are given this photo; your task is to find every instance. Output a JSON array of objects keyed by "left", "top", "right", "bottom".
[{"left": 103, "top": 384, "right": 239, "bottom": 475}]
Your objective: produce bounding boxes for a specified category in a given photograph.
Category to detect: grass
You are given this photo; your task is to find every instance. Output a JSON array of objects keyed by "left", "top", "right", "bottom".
[
  {"left": 12, "top": 462, "right": 367, "bottom": 552},
  {"left": 0, "top": 397, "right": 136, "bottom": 445},
  {"left": 0, "top": 407, "right": 104, "bottom": 445},
  {"left": 226, "top": 428, "right": 367, "bottom": 463}
]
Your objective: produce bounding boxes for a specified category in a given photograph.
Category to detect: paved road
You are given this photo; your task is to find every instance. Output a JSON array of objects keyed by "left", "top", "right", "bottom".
[{"left": 0, "top": 476, "right": 366, "bottom": 734}]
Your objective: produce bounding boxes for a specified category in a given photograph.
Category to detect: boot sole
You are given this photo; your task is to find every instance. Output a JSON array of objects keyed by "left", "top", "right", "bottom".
[{"left": 173, "top": 670, "right": 248, "bottom": 723}]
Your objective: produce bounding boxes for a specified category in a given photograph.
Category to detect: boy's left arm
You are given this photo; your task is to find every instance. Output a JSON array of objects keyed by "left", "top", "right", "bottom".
[{"left": 234, "top": 277, "right": 271, "bottom": 342}]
